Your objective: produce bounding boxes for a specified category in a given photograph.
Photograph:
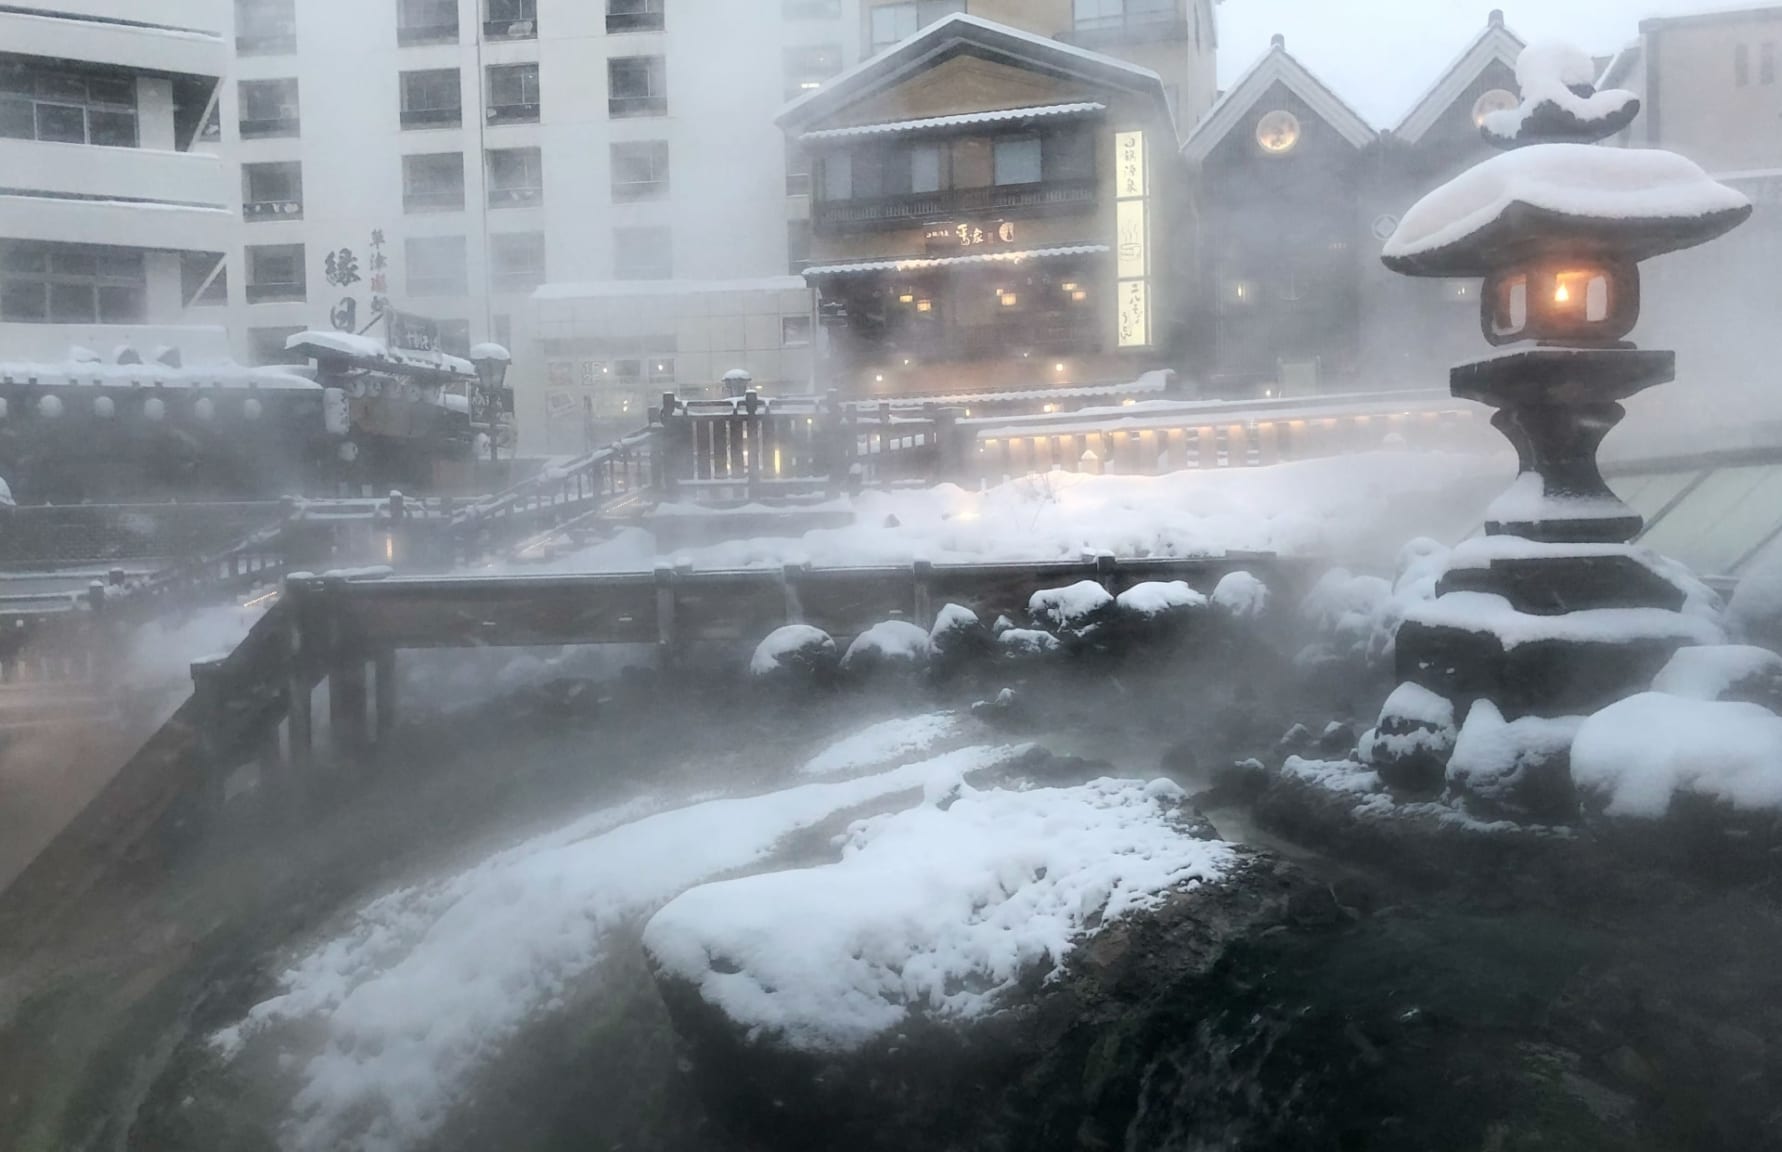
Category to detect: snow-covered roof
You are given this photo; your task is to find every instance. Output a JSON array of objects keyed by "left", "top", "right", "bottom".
[
  {"left": 1383, "top": 143, "right": 1754, "bottom": 276},
  {"left": 1183, "top": 35, "right": 1376, "bottom": 162},
  {"left": 798, "top": 102, "right": 1107, "bottom": 142},
  {"left": 286, "top": 330, "right": 477, "bottom": 380},
  {"left": 0, "top": 355, "right": 316, "bottom": 392},
  {"left": 532, "top": 276, "right": 808, "bottom": 301},
  {"left": 777, "top": 14, "right": 1170, "bottom": 137},
  {"left": 1393, "top": 13, "right": 1527, "bottom": 145},
  {"left": 469, "top": 342, "right": 511, "bottom": 363},
  {"left": 803, "top": 244, "right": 1109, "bottom": 279}
]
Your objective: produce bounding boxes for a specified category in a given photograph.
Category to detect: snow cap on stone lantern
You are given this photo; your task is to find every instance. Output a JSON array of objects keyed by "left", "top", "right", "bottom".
[{"left": 1384, "top": 41, "right": 1751, "bottom": 350}]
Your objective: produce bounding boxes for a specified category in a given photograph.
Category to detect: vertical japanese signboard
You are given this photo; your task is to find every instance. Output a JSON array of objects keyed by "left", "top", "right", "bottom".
[{"left": 1114, "top": 130, "right": 1150, "bottom": 349}]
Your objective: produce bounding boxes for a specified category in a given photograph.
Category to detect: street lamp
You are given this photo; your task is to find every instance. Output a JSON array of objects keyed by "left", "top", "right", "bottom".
[{"left": 470, "top": 342, "right": 512, "bottom": 464}]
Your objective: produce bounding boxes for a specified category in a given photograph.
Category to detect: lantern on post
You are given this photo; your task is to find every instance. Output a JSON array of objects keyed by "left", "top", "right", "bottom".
[
  {"left": 469, "top": 343, "right": 512, "bottom": 464},
  {"left": 1358, "top": 40, "right": 1755, "bottom": 801},
  {"left": 1383, "top": 42, "right": 1750, "bottom": 543}
]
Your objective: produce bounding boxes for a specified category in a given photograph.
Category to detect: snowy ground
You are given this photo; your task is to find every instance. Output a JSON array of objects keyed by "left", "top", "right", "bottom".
[
  {"left": 213, "top": 715, "right": 1036, "bottom": 1152},
  {"left": 506, "top": 449, "right": 1507, "bottom": 575}
]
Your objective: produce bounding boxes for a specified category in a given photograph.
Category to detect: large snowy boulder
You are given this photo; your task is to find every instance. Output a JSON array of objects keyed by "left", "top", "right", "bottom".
[
  {"left": 1571, "top": 693, "right": 1782, "bottom": 820},
  {"left": 1651, "top": 644, "right": 1782, "bottom": 712},
  {"left": 750, "top": 625, "right": 838, "bottom": 686},
  {"left": 1210, "top": 570, "right": 1270, "bottom": 620},
  {"left": 1727, "top": 543, "right": 1782, "bottom": 654},
  {"left": 1028, "top": 580, "right": 1115, "bottom": 642},
  {"left": 642, "top": 778, "right": 1335, "bottom": 1151},
  {"left": 928, "top": 602, "right": 991, "bottom": 671},
  {"left": 841, "top": 619, "right": 932, "bottom": 677},
  {"left": 1445, "top": 699, "right": 1582, "bottom": 822}
]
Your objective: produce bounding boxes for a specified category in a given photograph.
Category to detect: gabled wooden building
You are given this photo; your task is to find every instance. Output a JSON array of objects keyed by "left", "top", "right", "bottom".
[
  {"left": 778, "top": 14, "right": 1184, "bottom": 399},
  {"left": 1182, "top": 11, "right": 1529, "bottom": 399}
]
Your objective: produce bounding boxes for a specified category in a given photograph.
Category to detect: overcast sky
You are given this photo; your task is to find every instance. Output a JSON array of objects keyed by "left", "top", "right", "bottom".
[{"left": 1217, "top": 0, "right": 1754, "bottom": 127}]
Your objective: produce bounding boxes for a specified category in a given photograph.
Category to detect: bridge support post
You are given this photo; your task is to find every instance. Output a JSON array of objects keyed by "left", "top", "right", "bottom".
[
  {"left": 655, "top": 564, "right": 680, "bottom": 669},
  {"left": 374, "top": 649, "right": 398, "bottom": 743},
  {"left": 330, "top": 653, "right": 369, "bottom": 756}
]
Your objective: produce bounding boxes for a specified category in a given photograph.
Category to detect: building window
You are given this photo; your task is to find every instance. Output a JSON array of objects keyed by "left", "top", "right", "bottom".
[
  {"left": 401, "top": 68, "right": 462, "bottom": 129},
  {"left": 485, "top": 0, "right": 537, "bottom": 39},
  {"left": 0, "top": 242, "right": 146, "bottom": 323},
  {"left": 243, "top": 161, "right": 303, "bottom": 220},
  {"left": 611, "top": 140, "right": 670, "bottom": 201},
  {"left": 1764, "top": 42, "right": 1777, "bottom": 85},
  {"left": 245, "top": 243, "right": 306, "bottom": 303},
  {"left": 868, "top": 1, "right": 961, "bottom": 53},
  {"left": 821, "top": 151, "right": 851, "bottom": 199},
  {"left": 249, "top": 325, "right": 307, "bottom": 365},
  {"left": 403, "top": 152, "right": 465, "bottom": 212},
  {"left": 406, "top": 235, "right": 467, "bottom": 296},
  {"left": 181, "top": 252, "right": 228, "bottom": 307},
  {"left": 236, "top": 0, "right": 297, "bottom": 54},
  {"left": 486, "top": 63, "right": 540, "bottom": 123},
  {"left": 607, "top": 0, "right": 665, "bottom": 33},
  {"left": 785, "top": 0, "right": 840, "bottom": 17},
  {"left": 788, "top": 220, "right": 811, "bottom": 272},
  {"left": 1737, "top": 43, "right": 1751, "bottom": 87},
  {"left": 439, "top": 318, "right": 471, "bottom": 357},
  {"left": 490, "top": 231, "right": 546, "bottom": 291},
  {"left": 993, "top": 135, "right": 1043, "bottom": 185},
  {"left": 397, "top": 0, "right": 458, "bottom": 45},
  {"left": 608, "top": 55, "right": 667, "bottom": 117},
  {"left": 782, "top": 314, "right": 812, "bottom": 346},
  {"left": 614, "top": 226, "right": 672, "bottom": 280},
  {"left": 238, "top": 78, "right": 299, "bottom": 138},
  {"left": 1073, "top": 0, "right": 1176, "bottom": 34},
  {"left": 784, "top": 43, "right": 843, "bottom": 99},
  {"left": 488, "top": 146, "right": 544, "bottom": 206},
  {"left": 910, "top": 141, "right": 943, "bottom": 193},
  {"left": 786, "top": 144, "right": 812, "bottom": 196},
  {"left": 0, "top": 60, "right": 139, "bottom": 147}
]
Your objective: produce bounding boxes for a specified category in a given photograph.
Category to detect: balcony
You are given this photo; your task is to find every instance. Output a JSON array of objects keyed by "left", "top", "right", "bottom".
[
  {"left": 608, "top": 94, "right": 667, "bottom": 118},
  {"left": 607, "top": 10, "right": 664, "bottom": 32},
  {"left": 483, "top": 18, "right": 536, "bottom": 40},
  {"left": 401, "top": 106, "right": 463, "bottom": 130},
  {"left": 813, "top": 178, "right": 1098, "bottom": 233},
  {"left": 0, "top": 8, "right": 227, "bottom": 78},
  {"left": 489, "top": 185, "right": 543, "bottom": 208},
  {"left": 244, "top": 198, "right": 302, "bottom": 221},
  {"left": 486, "top": 102, "right": 540, "bottom": 125},
  {"left": 398, "top": 22, "right": 459, "bottom": 46},
  {"left": 240, "top": 115, "right": 299, "bottom": 138}
]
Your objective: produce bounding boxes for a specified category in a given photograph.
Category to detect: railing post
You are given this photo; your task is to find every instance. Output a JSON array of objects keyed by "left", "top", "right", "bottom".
[
  {"left": 325, "top": 575, "right": 368, "bottom": 758},
  {"left": 912, "top": 560, "right": 934, "bottom": 629},
  {"left": 657, "top": 392, "right": 683, "bottom": 500},
  {"left": 743, "top": 389, "right": 762, "bottom": 501}
]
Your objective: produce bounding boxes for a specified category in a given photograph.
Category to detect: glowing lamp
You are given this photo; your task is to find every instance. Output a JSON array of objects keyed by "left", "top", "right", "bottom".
[{"left": 1482, "top": 257, "right": 1638, "bottom": 347}]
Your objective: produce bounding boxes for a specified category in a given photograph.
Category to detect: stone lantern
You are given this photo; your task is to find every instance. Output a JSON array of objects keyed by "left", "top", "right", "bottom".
[{"left": 1362, "top": 42, "right": 1754, "bottom": 810}]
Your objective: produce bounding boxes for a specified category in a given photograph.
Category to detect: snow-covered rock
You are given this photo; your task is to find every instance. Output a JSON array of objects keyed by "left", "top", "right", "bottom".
[
  {"left": 1299, "top": 568, "right": 1397, "bottom": 666},
  {"left": 1028, "top": 580, "right": 1114, "bottom": 640},
  {"left": 1116, "top": 580, "right": 1206, "bottom": 619},
  {"left": 998, "top": 628, "right": 1062, "bottom": 659},
  {"left": 1651, "top": 644, "right": 1782, "bottom": 710},
  {"left": 1210, "top": 571, "right": 1269, "bottom": 620},
  {"left": 1361, "top": 681, "right": 1459, "bottom": 792},
  {"left": 750, "top": 624, "right": 838, "bottom": 683},
  {"left": 643, "top": 777, "right": 1234, "bottom": 1053},
  {"left": 1446, "top": 700, "right": 1582, "bottom": 821},
  {"left": 1480, "top": 40, "right": 1641, "bottom": 147},
  {"left": 928, "top": 602, "right": 990, "bottom": 667},
  {"left": 1727, "top": 542, "right": 1782, "bottom": 653},
  {"left": 841, "top": 620, "right": 932, "bottom": 675},
  {"left": 1571, "top": 693, "right": 1782, "bottom": 819}
]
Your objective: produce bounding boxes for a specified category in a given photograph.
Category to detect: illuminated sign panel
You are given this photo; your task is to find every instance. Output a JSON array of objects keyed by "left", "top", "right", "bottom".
[
  {"left": 1116, "top": 200, "right": 1148, "bottom": 280},
  {"left": 1115, "top": 131, "right": 1150, "bottom": 349},
  {"left": 924, "top": 220, "right": 1018, "bottom": 252},
  {"left": 1118, "top": 280, "right": 1149, "bottom": 348}
]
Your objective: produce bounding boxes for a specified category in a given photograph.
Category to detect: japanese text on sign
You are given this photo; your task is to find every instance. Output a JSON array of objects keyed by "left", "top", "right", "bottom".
[
  {"left": 924, "top": 220, "right": 1017, "bottom": 252},
  {"left": 1116, "top": 130, "right": 1147, "bottom": 199},
  {"left": 1118, "top": 280, "right": 1149, "bottom": 349}
]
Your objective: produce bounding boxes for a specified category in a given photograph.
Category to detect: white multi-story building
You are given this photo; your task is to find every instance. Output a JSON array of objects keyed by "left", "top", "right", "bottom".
[
  {"left": 0, "top": 1, "right": 234, "bottom": 362},
  {"left": 212, "top": 0, "right": 862, "bottom": 449}
]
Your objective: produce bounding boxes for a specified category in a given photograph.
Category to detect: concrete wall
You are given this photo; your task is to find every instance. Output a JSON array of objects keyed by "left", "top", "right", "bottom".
[{"left": 1644, "top": 8, "right": 1782, "bottom": 174}]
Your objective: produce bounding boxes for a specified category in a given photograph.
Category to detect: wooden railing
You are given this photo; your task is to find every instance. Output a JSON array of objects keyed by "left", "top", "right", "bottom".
[{"left": 813, "top": 179, "right": 1098, "bottom": 232}]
